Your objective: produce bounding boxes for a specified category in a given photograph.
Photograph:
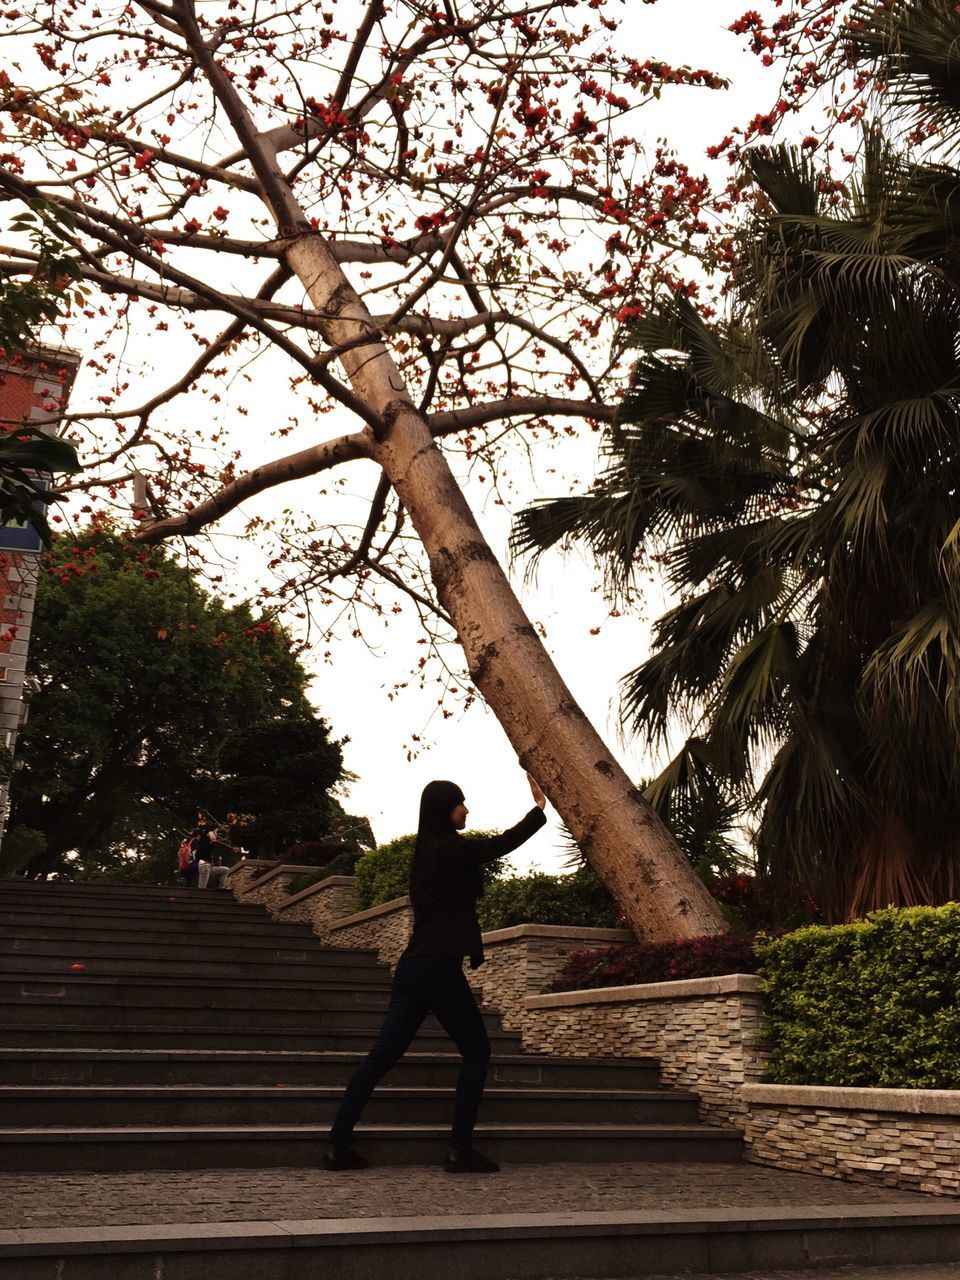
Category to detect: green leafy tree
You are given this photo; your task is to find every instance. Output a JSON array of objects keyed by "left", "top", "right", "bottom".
[
  {"left": 5, "top": 525, "right": 362, "bottom": 880},
  {"left": 515, "top": 0, "right": 960, "bottom": 920},
  {"left": 353, "top": 834, "right": 418, "bottom": 911},
  {"left": 217, "top": 718, "right": 365, "bottom": 858}
]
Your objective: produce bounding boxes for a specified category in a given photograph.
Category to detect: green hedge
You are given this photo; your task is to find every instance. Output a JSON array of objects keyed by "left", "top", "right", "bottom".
[
  {"left": 478, "top": 867, "right": 620, "bottom": 931},
  {"left": 757, "top": 904, "right": 960, "bottom": 1088},
  {"left": 353, "top": 834, "right": 417, "bottom": 910}
]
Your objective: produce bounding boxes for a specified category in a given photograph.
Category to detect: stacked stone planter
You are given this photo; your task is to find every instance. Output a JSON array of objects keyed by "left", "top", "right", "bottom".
[{"left": 742, "top": 1085, "right": 960, "bottom": 1198}]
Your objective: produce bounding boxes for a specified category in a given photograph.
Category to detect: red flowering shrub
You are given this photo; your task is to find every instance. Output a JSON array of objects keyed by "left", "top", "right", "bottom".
[{"left": 548, "top": 931, "right": 761, "bottom": 992}]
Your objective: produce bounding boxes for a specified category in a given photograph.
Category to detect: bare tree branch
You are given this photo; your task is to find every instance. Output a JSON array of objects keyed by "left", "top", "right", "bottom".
[
  {"left": 327, "top": 470, "right": 392, "bottom": 580},
  {"left": 2, "top": 104, "right": 261, "bottom": 195},
  {"left": 135, "top": 429, "right": 374, "bottom": 543},
  {"left": 62, "top": 265, "right": 292, "bottom": 468},
  {"left": 135, "top": 393, "right": 614, "bottom": 544},
  {"left": 428, "top": 396, "right": 616, "bottom": 433}
]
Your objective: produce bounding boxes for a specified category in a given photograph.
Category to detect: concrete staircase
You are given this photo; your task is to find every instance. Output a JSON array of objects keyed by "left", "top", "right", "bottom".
[
  {"left": 5, "top": 878, "right": 960, "bottom": 1280},
  {"left": 0, "top": 878, "right": 739, "bottom": 1173}
]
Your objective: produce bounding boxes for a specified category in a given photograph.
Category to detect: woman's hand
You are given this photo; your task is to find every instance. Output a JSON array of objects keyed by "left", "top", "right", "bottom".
[{"left": 527, "top": 772, "right": 547, "bottom": 810}]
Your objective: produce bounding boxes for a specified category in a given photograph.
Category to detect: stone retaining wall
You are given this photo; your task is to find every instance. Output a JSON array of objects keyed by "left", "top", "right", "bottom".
[
  {"left": 742, "top": 1084, "right": 960, "bottom": 1198},
  {"left": 276, "top": 877, "right": 358, "bottom": 941},
  {"left": 229, "top": 864, "right": 318, "bottom": 917},
  {"left": 522, "top": 976, "right": 766, "bottom": 1129},
  {"left": 477, "top": 925, "right": 633, "bottom": 1031},
  {"left": 224, "top": 860, "right": 275, "bottom": 896},
  {"left": 328, "top": 897, "right": 414, "bottom": 967}
]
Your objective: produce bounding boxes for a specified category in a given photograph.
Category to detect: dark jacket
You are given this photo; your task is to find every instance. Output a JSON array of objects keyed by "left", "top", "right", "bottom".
[
  {"left": 403, "top": 807, "right": 547, "bottom": 967},
  {"left": 193, "top": 830, "right": 217, "bottom": 862}
]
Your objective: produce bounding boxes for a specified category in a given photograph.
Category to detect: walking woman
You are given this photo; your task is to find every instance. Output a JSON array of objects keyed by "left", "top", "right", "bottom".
[{"left": 323, "top": 771, "right": 547, "bottom": 1173}]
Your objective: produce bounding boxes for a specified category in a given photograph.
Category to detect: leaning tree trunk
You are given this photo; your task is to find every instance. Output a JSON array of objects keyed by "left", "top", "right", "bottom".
[
  {"left": 185, "top": 44, "right": 727, "bottom": 941},
  {"left": 280, "top": 244, "right": 724, "bottom": 941}
]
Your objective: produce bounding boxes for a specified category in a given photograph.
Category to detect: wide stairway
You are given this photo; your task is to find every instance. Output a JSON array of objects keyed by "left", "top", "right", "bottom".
[
  {"left": 4, "top": 878, "right": 960, "bottom": 1280},
  {"left": 0, "top": 878, "right": 737, "bottom": 1172}
]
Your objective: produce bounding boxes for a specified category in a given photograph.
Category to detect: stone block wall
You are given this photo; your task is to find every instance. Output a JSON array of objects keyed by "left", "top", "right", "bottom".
[
  {"left": 230, "top": 864, "right": 319, "bottom": 917},
  {"left": 276, "top": 877, "right": 358, "bottom": 941},
  {"left": 328, "top": 897, "right": 414, "bottom": 967},
  {"left": 477, "top": 925, "right": 634, "bottom": 1031},
  {"left": 224, "top": 860, "right": 276, "bottom": 896},
  {"left": 742, "top": 1084, "right": 960, "bottom": 1198},
  {"left": 522, "top": 976, "right": 766, "bottom": 1129}
]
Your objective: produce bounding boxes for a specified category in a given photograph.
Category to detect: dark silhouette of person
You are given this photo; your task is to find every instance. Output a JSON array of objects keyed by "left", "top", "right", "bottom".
[{"left": 323, "top": 772, "right": 547, "bottom": 1173}]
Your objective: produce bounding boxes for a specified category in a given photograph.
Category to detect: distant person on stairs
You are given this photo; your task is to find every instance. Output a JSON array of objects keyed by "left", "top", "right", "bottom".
[
  {"left": 323, "top": 771, "right": 547, "bottom": 1175},
  {"left": 195, "top": 827, "right": 229, "bottom": 889}
]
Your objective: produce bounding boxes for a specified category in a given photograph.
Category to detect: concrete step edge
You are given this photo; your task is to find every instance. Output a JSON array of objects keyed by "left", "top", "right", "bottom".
[
  {"left": 2, "top": 980, "right": 401, "bottom": 995},
  {"left": 0, "top": 1085, "right": 697, "bottom": 1101},
  {"left": 0, "top": 1048, "right": 660, "bottom": 1067},
  {"left": 0, "top": 1123, "right": 739, "bottom": 1142},
  {"left": 4, "top": 1211, "right": 960, "bottom": 1280},
  {"left": 5, "top": 1201, "right": 960, "bottom": 1255}
]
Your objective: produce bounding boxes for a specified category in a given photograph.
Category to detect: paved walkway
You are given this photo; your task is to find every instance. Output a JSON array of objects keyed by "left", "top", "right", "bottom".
[{"left": 0, "top": 1160, "right": 942, "bottom": 1231}]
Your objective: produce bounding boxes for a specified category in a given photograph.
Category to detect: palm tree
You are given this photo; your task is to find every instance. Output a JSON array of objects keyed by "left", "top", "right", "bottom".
[{"left": 514, "top": 1, "right": 960, "bottom": 918}]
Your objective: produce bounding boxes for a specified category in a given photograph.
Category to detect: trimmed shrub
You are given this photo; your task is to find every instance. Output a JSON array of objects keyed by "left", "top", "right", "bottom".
[
  {"left": 322, "top": 849, "right": 363, "bottom": 878},
  {"left": 549, "top": 932, "right": 760, "bottom": 992},
  {"left": 757, "top": 904, "right": 960, "bottom": 1088},
  {"left": 478, "top": 866, "right": 620, "bottom": 931},
  {"left": 353, "top": 834, "right": 417, "bottom": 910}
]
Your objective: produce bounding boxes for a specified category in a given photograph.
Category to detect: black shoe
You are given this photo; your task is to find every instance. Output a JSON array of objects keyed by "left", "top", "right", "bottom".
[
  {"left": 322, "top": 1147, "right": 369, "bottom": 1171},
  {"left": 444, "top": 1147, "right": 500, "bottom": 1173}
]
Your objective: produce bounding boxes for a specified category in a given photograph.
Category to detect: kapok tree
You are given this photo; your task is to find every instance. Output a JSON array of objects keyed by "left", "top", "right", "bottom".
[{"left": 0, "top": 0, "right": 731, "bottom": 939}]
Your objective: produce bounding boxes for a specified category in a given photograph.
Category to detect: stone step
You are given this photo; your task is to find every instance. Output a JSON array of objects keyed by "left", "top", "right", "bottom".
[
  {"left": 5, "top": 1204, "right": 958, "bottom": 1280},
  {"left": 0, "top": 880, "right": 251, "bottom": 896},
  {"left": 0, "top": 1048, "right": 663, "bottom": 1090},
  {"left": 0, "top": 882, "right": 269, "bottom": 903},
  {"left": 0, "top": 908, "right": 319, "bottom": 938},
  {"left": 1, "top": 974, "right": 394, "bottom": 1007},
  {"left": 0, "top": 1120, "right": 743, "bottom": 1172},
  {"left": 0, "top": 934, "right": 383, "bottom": 969},
  {"left": 0, "top": 883, "right": 268, "bottom": 915},
  {"left": 0, "top": 1084, "right": 701, "bottom": 1128},
  {"left": 1, "top": 997, "right": 505, "bottom": 1034},
  {"left": 0, "top": 950, "right": 381, "bottom": 982},
  {"left": 0, "top": 1023, "right": 523, "bottom": 1052},
  {"left": 0, "top": 924, "right": 368, "bottom": 956}
]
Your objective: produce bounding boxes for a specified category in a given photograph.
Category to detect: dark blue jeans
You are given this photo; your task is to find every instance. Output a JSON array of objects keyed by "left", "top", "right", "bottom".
[{"left": 329, "top": 953, "right": 491, "bottom": 1150}]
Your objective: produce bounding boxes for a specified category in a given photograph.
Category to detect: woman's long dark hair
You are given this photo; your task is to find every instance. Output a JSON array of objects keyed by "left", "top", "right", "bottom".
[{"left": 414, "top": 780, "right": 464, "bottom": 854}]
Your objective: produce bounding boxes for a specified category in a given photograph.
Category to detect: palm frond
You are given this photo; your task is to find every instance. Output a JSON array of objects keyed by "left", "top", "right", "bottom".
[
  {"left": 859, "top": 599, "right": 960, "bottom": 741},
  {"left": 642, "top": 736, "right": 747, "bottom": 870},
  {"left": 619, "top": 293, "right": 749, "bottom": 399},
  {"left": 708, "top": 622, "right": 799, "bottom": 745},
  {"left": 745, "top": 146, "right": 823, "bottom": 217},
  {"left": 849, "top": 0, "right": 960, "bottom": 151}
]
